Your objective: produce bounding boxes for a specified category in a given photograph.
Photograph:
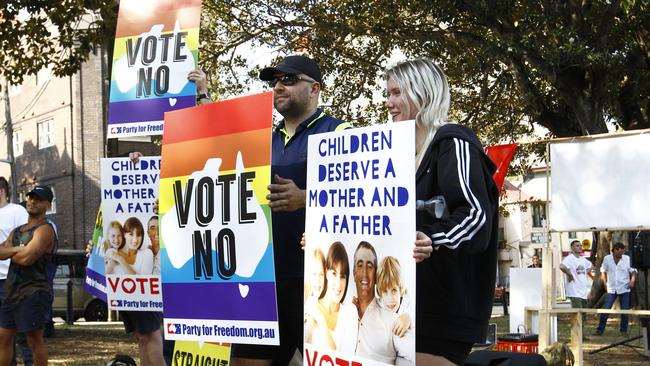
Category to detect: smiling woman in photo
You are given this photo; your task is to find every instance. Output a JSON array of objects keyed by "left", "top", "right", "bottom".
[
  {"left": 304, "top": 241, "right": 350, "bottom": 349},
  {"left": 106, "top": 217, "right": 154, "bottom": 275}
]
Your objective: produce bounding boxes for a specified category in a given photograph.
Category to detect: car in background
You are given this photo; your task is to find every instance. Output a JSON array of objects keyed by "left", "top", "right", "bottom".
[{"left": 52, "top": 249, "right": 107, "bottom": 321}]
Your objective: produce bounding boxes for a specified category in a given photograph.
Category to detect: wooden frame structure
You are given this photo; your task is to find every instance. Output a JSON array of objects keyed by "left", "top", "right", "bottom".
[
  {"left": 526, "top": 307, "right": 650, "bottom": 364},
  {"left": 534, "top": 130, "right": 650, "bottom": 365}
]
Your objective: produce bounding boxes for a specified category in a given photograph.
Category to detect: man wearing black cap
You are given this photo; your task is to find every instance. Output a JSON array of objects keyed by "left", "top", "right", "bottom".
[
  {"left": 0, "top": 186, "right": 57, "bottom": 366},
  {"left": 230, "top": 55, "right": 350, "bottom": 366}
]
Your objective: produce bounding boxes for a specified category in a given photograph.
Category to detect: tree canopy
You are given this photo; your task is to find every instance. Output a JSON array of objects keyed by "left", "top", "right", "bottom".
[
  {"left": 0, "top": 0, "right": 116, "bottom": 85},
  {"left": 3, "top": 0, "right": 648, "bottom": 145},
  {"left": 200, "top": 0, "right": 650, "bottom": 144}
]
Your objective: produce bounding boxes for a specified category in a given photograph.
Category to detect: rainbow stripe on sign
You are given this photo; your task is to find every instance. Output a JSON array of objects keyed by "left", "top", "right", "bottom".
[
  {"left": 159, "top": 92, "right": 279, "bottom": 345},
  {"left": 107, "top": 0, "right": 201, "bottom": 138}
]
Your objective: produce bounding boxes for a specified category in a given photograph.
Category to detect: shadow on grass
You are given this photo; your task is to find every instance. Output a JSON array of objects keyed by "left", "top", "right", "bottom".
[{"left": 46, "top": 321, "right": 139, "bottom": 365}]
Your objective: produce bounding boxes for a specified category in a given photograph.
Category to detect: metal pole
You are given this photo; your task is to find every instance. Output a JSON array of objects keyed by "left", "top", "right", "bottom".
[
  {"left": 2, "top": 81, "right": 18, "bottom": 202},
  {"left": 66, "top": 280, "right": 74, "bottom": 325},
  {"left": 539, "top": 142, "right": 553, "bottom": 351}
]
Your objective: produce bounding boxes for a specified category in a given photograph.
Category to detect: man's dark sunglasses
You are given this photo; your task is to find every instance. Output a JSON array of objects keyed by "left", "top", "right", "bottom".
[{"left": 268, "top": 75, "right": 317, "bottom": 87}]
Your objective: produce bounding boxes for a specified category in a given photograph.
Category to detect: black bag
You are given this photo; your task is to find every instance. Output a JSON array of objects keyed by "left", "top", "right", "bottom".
[
  {"left": 497, "top": 333, "right": 538, "bottom": 343},
  {"left": 106, "top": 354, "right": 137, "bottom": 366}
]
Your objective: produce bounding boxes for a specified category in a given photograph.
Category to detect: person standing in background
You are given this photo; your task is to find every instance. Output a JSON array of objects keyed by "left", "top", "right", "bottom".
[
  {"left": 0, "top": 185, "right": 57, "bottom": 366},
  {"left": 560, "top": 240, "right": 593, "bottom": 309},
  {"left": 0, "top": 177, "right": 32, "bottom": 366},
  {"left": 595, "top": 242, "right": 637, "bottom": 336},
  {"left": 528, "top": 254, "right": 542, "bottom": 268}
]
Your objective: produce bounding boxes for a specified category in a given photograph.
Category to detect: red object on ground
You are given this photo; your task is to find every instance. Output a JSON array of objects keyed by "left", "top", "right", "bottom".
[{"left": 495, "top": 340, "right": 539, "bottom": 353}]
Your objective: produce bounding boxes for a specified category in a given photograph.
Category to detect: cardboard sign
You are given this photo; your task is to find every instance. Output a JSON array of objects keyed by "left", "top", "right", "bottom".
[
  {"left": 107, "top": 0, "right": 201, "bottom": 138},
  {"left": 160, "top": 92, "right": 279, "bottom": 345},
  {"left": 101, "top": 157, "right": 162, "bottom": 311},
  {"left": 304, "top": 122, "right": 416, "bottom": 365}
]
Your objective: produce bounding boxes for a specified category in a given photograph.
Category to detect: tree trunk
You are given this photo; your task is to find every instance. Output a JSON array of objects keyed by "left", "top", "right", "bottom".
[{"left": 595, "top": 231, "right": 612, "bottom": 270}]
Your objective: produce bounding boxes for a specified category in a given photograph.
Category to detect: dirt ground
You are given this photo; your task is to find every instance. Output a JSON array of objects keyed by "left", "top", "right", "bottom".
[
  {"left": 491, "top": 313, "right": 650, "bottom": 366},
  {"left": 15, "top": 314, "right": 650, "bottom": 365},
  {"left": 44, "top": 321, "right": 138, "bottom": 365}
]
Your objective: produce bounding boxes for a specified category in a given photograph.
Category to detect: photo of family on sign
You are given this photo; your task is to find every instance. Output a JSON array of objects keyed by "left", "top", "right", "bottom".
[
  {"left": 104, "top": 215, "right": 160, "bottom": 275},
  {"left": 304, "top": 240, "right": 415, "bottom": 365},
  {"left": 99, "top": 157, "right": 161, "bottom": 279}
]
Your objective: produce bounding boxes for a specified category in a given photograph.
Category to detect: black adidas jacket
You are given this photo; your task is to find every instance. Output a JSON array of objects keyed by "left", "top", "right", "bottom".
[{"left": 415, "top": 123, "right": 499, "bottom": 346}]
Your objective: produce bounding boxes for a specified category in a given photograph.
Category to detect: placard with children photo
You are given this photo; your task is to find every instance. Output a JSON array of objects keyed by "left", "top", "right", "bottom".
[
  {"left": 100, "top": 157, "right": 162, "bottom": 312},
  {"left": 304, "top": 122, "right": 416, "bottom": 366}
]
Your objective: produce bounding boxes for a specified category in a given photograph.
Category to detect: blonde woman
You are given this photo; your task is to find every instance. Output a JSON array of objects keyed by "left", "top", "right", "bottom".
[{"left": 386, "top": 59, "right": 499, "bottom": 366}]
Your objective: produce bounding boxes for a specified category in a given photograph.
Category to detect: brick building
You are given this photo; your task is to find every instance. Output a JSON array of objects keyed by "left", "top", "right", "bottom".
[
  {"left": 0, "top": 46, "right": 158, "bottom": 249},
  {"left": 0, "top": 47, "right": 107, "bottom": 248}
]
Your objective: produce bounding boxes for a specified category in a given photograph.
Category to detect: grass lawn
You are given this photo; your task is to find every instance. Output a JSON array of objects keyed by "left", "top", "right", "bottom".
[
  {"left": 489, "top": 313, "right": 648, "bottom": 365},
  {"left": 45, "top": 321, "right": 138, "bottom": 365},
  {"left": 21, "top": 313, "right": 649, "bottom": 365}
]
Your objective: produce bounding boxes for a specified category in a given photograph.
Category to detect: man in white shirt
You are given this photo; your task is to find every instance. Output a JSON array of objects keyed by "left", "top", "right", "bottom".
[
  {"left": 560, "top": 240, "right": 593, "bottom": 308},
  {"left": 0, "top": 178, "right": 29, "bottom": 281},
  {"left": 0, "top": 177, "right": 31, "bottom": 365},
  {"left": 595, "top": 242, "right": 637, "bottom": 336},
  {"left": 351, "top": 241, "right": 414, "bottom": 365}
]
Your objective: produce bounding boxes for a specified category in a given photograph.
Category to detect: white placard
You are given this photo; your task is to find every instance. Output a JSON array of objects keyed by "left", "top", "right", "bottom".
[
  {"left": 509, "top": 268, "right": 543, "bottom": 333},
  {"left": 304, "top": 122, "right": 416, "bottom": 366},
  {"left": 101, "top": 157, "right": 162, "bottom": 311},
  {"left": 551, "top": 134, "right": 650, "bottom": 231}
]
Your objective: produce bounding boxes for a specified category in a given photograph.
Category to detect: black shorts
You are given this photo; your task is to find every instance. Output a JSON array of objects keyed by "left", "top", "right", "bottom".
[
  {"left": 230, "top": 279, "right": 303, "bottom": 364},
  {"left": 121, "top": 311, "right": 163, "bottom": 335},
  {"left": 0, "top": 290, "right": 50, "bottom": 333},
  {"left": 417, "top": 335, "right": 473, "bottom": 365}
]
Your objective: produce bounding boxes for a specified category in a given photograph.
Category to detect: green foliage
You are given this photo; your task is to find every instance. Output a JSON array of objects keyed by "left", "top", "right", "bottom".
[
  {"left": 5, "top": 0, "right": 646, "bottom": 153},
  {"left": 199, "top": 0, "right": 650, "bottom": 143},
  {"left": 0, "top": 0, "right": 116, "bottom": 84}
]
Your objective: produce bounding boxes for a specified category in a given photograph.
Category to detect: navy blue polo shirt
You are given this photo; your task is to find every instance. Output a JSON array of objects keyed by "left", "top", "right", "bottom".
[{"left": 271, "top": 108, "right": 350, "bottom": 279}]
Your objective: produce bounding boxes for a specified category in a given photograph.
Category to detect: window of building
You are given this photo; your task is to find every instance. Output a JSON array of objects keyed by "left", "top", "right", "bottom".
[
  {"left": 532, "top": 202, "right": 547, "bottom": 228},
  {"left": 38, "top": 118, "right": 54, "bottom": 149},
  {"left": 13, "top": 130, "right": 23, "bottom": 157},
  {"left": 568, "top": 232, "right": 577, "bottom": 239}
]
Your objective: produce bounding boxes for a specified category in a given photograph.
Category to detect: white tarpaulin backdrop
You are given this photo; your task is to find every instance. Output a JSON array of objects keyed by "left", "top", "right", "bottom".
[{"left": 550, "top": 133, "right": 650, "bottom": 231}]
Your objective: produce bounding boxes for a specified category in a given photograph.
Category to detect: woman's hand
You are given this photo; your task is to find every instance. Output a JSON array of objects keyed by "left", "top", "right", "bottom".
[
  {"left": 113, "top": 251, "right": 137, "bottom": 274},
  {"left": 413, "top": 231, "right": 433, "bottom": 263}
]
